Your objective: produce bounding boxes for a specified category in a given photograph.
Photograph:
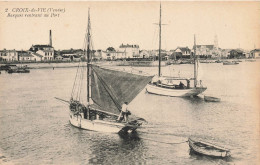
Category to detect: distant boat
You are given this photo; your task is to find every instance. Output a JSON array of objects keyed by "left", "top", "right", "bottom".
[
  {"left": 180, "top": 59, "right": 193, "bottom": 64},
  {"left": 0, "top": 64, "right": 17, "bottom": 71},
  {"left": 64, "top": 9, "right": 152, "bottom": 134},
  {"left": 245, "top": 59, "right": 256, "bottom": 62},
  {"left": 223, "top": 61, "right": 239, "bottom": 65},
  {"left": 7, "top": 65, "right": 30, "bottom": 73},
  {"left": 188, "top": 138, "right": 231, "bottom": 158},
  {"left": 204, "top": 96, "right": 221, "bottom": 102},
  {"left": 200, "top": 59, "right": 214, "bottom": 63},
  {"left": 166, "top": 60, "right": 180, "bottom": 65},
  {"left": 215, "top": 60, "right": 223, "bottom": 63},
  {"left": 146, "top": 4, "right": 206, "bottom": 97}
]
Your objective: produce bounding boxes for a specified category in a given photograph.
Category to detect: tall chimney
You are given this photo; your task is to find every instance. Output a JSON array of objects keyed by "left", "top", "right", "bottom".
[{"left": 49, "top": 30, "right": 52, "bottom": 47}]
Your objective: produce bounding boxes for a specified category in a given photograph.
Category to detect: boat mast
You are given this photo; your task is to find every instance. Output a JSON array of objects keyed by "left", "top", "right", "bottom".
[
  {"left": 194, "top": 34, "right": 197, "bottom": 87},
  {"left": 87, "top": 9, "right": 91, "bottom": 103},
  {"left": 158, "top": 3, "right": 162, "bottom": 76}
]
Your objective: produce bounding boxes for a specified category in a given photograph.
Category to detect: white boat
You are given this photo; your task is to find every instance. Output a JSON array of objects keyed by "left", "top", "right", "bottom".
[
  {"left": 146, "top": 76, "right": 206, "bottom": 97},
  {"left": 188, "top": 138, "right": 231, "bottom": 158},
  {"left": 146, "top": 5, "right": 206, "bottom": 97},
  {"left": 64, "top": 9, "right": 152, "bottom": 134}
]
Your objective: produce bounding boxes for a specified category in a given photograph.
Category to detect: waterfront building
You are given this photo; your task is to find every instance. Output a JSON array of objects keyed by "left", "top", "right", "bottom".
[
  {"left": 139, "top": 50, "right": 150, "bottom": 58},
  {"left": 194, "top": 35, "right": 220, "bottom": 58},
  {"left": 36, "top": 49, "right": 54, "bottom": 61},
  {"left": 228, "top": 49, "right": 245, "bottom": 59},
  {"left": 31, "top": 52, "right": 43, "bottom": 61},
  {"left": 0, "top": 49, "right": 18, "bottom": 62},
  {"left": 250, "top": 49, "right": 260, "bottom": 58},
  {"left": 18, "top": 51, "right": 34, "bottom": 61},
  {"left": 29, "top": 44, "right": 54, "bottom": 61},
  {"left": 29, "top": 30, "right": 55, "bottom": 61},
  {"left": 174, "top": 47, "right": 191, "bottom": 58},
  {"left": 118, "top": 44, "right": 140, "bottom": 58},
  {"left": 55, "top": 55, "right": 63, "bottom": 61},
  {"left": 101, "top": 50, "right": 125, "bottom": 60},
  {"left": 59, "top": 49, "right": 83, "bottom": 56},
  {"left": 62, "top": 54, "right": 81, "bottom": 61},
  {"left": 220, "top": 49, "right": 231, "bottom": 59},
  {"left": 93, "top": 50, "right": 102, "bottom": 60}
]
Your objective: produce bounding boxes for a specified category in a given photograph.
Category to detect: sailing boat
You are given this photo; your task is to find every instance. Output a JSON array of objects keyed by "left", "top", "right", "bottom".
[
  {"left": 67, "top": 9, "right": 152, "bottom": 134},
  {"left": 146, "top": 4, "right": 207, "bottom": 97}
]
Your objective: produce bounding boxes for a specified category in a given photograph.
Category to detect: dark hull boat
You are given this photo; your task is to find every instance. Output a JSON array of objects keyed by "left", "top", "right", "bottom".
[
  {"left": 204, "top": 96, "right": 221, "bottom": 102},
  {"left": 7, "top": 67, "right": 30, "bottom": 73},
  {"left": 188, "top": 138, "right": 231, "bottom": 158}
]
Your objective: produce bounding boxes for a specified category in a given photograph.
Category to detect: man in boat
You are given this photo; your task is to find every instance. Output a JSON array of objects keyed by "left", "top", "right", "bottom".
[
  {"left": 117, "top": 102, "right": 130, "bottom": 123},
  {"left": 187, "top": 79, "right": 190, "bottom": 89},
  {"left": 179, "top": 81, "right": 185, "bottom": 89}
]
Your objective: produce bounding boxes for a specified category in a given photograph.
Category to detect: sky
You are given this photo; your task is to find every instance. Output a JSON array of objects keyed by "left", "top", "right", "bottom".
[{"left": 0, "top": 1, "right": 260, "bottom": 51}]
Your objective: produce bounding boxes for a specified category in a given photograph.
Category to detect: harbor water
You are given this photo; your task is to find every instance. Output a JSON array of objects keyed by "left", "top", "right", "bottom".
[{"left": 0, "top": 61, "right": 259, "bottom": 165}]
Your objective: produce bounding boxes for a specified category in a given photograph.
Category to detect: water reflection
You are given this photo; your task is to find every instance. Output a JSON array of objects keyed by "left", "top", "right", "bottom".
[{"left": 87, "top": 131, "right": 146, "bottom": 164}]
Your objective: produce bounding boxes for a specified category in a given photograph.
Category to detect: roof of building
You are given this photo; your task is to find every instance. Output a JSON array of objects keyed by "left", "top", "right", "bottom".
[
  {"left": 32, "top": 53, "right": 43, "bottom": 57},
  {"left": 175, "top": 47, "right": 191, "bottom": 52},
  {"left": 119, "top": 44, "right": 139, "bottom": 48},
  {"left": 32, "top": 44, "right": 53, "bottom": 48},
  {"left": 19, "top": 53, "right": 33, "bottom": 57},
  {"left": 17, "top": 51, "right": 28, "bottom": 53},
  {"left": 37, "top": 49, "right": 54, "bottom": 53},
  {"left": 0, "top": 49, "right": 15, "bottom": 52},
  {"left": 250, "top": 49, "right": 260, "bottom": 52},
  {"left": 229, "top": 49, "right": 243, "bottom": 53},
  {"left": 196, "top": 45, "right": 214, "bottom": 49},
  {"left": 59, "top": 49, "right": 83, "bottom": 54}
]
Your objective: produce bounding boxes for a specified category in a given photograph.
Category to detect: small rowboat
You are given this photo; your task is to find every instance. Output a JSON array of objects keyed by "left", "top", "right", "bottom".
[
  {"left": 188, "top": 138, "right": 231, "bottom": 158},
  {"left": 204, "top": 96, "right": 221, "bottom": 102}
]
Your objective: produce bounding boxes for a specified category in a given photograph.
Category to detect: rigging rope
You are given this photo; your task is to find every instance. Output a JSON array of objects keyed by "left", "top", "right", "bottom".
[
  {"left": 71, "top": 62, "right": 81, "bottom": 99},
  {"left": 77, "top": 63, "right": 84, "bottom": 102},
  {"left": 141, "top": 137, "right": 188, "bottom": 145}
]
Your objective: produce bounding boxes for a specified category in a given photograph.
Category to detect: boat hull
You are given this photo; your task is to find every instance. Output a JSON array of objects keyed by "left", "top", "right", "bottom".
[
  {"left": 69, "top": 112, "right": 137, "bottom": 133},
  {"left": 188, "top": 138, "right": 231, "bottom": 158},
  {"left": 146, "top": 83, "right": 207, "bottom": 97}
]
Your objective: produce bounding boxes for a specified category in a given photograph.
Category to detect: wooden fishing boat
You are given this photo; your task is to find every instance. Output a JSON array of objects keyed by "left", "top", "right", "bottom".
[
  {"left": 59, "top": 9, "right": 152, "bottom": 134},
  {"left": 204, "top": 96, "right": 221, "bottom": 102},
  {"left": 146, "top": 5, "right": 206, "bottom": 97},
  {"left": 188, "top": 138, "right": 231, "bottom": 158}
]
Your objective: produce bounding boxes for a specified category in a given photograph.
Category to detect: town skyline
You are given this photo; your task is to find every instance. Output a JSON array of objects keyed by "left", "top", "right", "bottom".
[{"left": 0, "top": 1, "right": 260, "bottom": 51}]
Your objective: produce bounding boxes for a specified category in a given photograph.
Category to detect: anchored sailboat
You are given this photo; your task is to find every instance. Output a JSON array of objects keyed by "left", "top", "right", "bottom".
[
  {"left": 146, "top": 4, "right": 207, "bottom": 97},
  {"left": 68, "top": 9, "right": 152, "bottom": 134}
]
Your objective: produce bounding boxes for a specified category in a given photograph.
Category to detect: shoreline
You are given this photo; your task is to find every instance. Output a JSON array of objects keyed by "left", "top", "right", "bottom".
[{"left": 0, "top": 58, "right": 259, "bottom": 70}]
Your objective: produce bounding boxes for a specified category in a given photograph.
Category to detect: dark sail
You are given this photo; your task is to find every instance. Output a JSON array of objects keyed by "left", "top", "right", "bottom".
[{"left": 90, "top": 65, "right": 152, "bottom": 115}]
